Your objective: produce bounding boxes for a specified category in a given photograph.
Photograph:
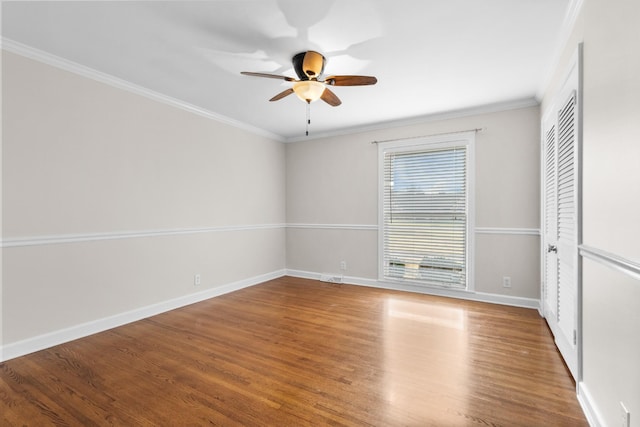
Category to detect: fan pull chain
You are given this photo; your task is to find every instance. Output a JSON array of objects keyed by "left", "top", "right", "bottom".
[{"left": 305, "top": 101, "right": 311, "bottom": 136}]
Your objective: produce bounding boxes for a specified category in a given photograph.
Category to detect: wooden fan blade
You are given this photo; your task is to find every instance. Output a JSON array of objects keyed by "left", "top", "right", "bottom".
[
  {"left": 321, "top": 88, "right": 342, "bottom": 106},
  {"left": 241, "top": 71, "right": 296, "bottom": 82},
  {"left": 325, "top": 75, "right": 378, "bottom": 86},
  {"left": 270, "top": 88, "right": 294, "bottom": 102}
]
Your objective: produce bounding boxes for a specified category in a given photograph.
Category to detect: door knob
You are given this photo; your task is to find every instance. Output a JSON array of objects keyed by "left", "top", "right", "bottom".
[{"left": 547, "top": 244, "right": 557, "bottom": 253}]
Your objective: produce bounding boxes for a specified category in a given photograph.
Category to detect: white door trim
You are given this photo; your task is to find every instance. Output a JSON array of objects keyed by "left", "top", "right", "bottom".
[{"left": 540, "top": 43, "right": 583, "bottom": 382}]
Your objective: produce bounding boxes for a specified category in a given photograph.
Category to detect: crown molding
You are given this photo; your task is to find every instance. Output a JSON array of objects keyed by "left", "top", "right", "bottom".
[
  {"left": 1, "top": 38, "right": 285, "bottom": 142},
  {"left": 1, "top": 37, "right": 546, "bottom": 145},
  {"left": 284, "top": 97, "right": 540, "bottom": 143},
  {"left": 535, "top": 0, "right": 585, "bottom": 100}
]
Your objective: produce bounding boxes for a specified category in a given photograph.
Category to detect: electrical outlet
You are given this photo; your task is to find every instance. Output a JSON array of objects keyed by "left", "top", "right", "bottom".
[
  {"left": 620, "top": 402, "right": 630, "bottom": 427},
  {"left": 502, "top": 276, "right": 512, "bottom": 288},
  {"left": 194, "top": 274, "right": 201, "bottom": 286},
  {"left": 340, "top": 261, "right": 347, "bottom": 271}
]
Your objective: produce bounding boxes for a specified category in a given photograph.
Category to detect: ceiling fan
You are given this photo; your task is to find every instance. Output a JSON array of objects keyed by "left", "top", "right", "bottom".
[{"left": 241, "top": 50, "right": 377, "bottom": 107}]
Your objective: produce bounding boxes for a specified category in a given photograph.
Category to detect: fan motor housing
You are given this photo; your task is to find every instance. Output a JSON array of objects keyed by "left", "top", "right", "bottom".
[{"left": 293, "top": 51, "right": 326, "bottom": 80}]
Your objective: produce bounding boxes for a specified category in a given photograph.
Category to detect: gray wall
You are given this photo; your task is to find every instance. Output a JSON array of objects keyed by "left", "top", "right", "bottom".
[
  {"left": 5, "top": 3, "right": 639, "bottom": 422},
  {"left": 542, "top": 0, "right": 640, "bottom": 424},
  {"left": 286, "top": 105, "right": 541, "bottom": 303},
  {"left": 1, "top": 51, "right": 286, "bottom": 354}
]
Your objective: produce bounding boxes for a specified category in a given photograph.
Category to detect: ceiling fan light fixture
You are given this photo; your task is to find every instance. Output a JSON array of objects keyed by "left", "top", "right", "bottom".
[{"left": 293, "top": 80, "right": 325, "bottom": 103}]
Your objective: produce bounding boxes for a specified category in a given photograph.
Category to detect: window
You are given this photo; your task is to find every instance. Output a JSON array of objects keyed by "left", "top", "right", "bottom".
[{"left": 378, "top": 133, "right": 474, "bottom": 290}]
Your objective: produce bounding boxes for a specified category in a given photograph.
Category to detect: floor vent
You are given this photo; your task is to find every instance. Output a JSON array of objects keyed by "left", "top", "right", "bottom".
[{"left": 320, "top": 274, "right": 343, "bottom": 284}]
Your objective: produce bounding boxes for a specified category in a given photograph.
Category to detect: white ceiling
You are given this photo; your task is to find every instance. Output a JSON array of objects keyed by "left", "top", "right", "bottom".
[{"left": 2, "top": 0, "right": 570, "bottom": 141}]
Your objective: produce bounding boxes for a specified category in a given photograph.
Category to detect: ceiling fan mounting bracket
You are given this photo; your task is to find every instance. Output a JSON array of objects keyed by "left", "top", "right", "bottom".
[{"left": 292, "top": 51, "right": 326, "bottom": 80}]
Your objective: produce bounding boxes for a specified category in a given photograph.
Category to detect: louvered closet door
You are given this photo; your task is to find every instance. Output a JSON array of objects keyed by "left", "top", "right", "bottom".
[
  {"left": 556, "top": 93, "right": 578, "bottom": 357},
  {"left": 542, "top": 85, "right": 580, "bottom": 381},
  {"left": 543, "top": 123, "right": 558, "bottom": 321},
  {"left": 542, "top": 45, "right": 582, "bottom": 381}
]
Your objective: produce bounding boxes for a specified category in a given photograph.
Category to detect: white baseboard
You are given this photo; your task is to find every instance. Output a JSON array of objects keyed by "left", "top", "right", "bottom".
[
  {"left": 286, "top": 269, "right": 540, "bottom": 309},
  {"left": 577, "top": 381, "right": 603, "bottom": 427},
  {"left": 0, "top": 269, "right": 286, "bottom": 362},
  {"left": 0, "top": 268, "right": 540, "bottom": 362}
]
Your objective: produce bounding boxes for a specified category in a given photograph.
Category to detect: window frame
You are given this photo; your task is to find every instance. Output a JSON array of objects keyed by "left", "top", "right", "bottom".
[{"left": 377, "top": 132, "right": 475, "bottom": 291}]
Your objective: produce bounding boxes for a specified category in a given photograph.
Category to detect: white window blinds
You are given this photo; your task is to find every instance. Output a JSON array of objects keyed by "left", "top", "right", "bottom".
[{"left": 381, "top": 141, "right": 469, "bottom": 289}]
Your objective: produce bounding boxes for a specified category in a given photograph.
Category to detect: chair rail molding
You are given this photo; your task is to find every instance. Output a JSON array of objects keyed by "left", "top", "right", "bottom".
[
  {"left": 579, "top": 245, "right": 640, "bottom": 281},
  {"left": 475, "top": 227, "right": 540, "bottom": 236},
  {"left": 1, "top": 224, "right": 286, "bottom": 248}
]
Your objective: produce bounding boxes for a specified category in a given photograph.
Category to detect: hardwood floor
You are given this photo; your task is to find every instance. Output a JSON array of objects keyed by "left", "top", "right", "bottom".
[{"left": 1, "top": 276, "right": 587, "bottom": 426}]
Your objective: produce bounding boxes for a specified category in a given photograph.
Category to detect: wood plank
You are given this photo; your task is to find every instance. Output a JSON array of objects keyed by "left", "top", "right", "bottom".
[{"left": 0, "top": 276, "right": 588, "bottom": 426}]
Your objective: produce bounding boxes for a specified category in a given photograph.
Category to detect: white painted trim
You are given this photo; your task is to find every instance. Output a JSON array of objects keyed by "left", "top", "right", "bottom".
[
  {"left": 563, "top": 0, "right": 586, "bottom": 32},
  {"left": 1, "top": 38, "right": 284, "bottom": 142},
  {"left": 580, "top": 245, "right": 640, "bottom": 281},
  {"left": 577, "top": 381, "right": 604, "bottom": 427},
  {"left": 1, "top": 224, "right": 286, "bottom": 248},
  {"left": 288, "top": 224, "right": 540, "bottom": 235},
  {"left": 1, "top": 38, "right": 542, "bottom": 146},
  {"left": 286, "top": 223, "right": 378, "bottom": 231},
  {"left": 540, "top": 43, "right": 584, "bottom": 383},
  {"left": 475, "top": 227, "right": 541, "bottom": 236},
  {"left": 0, "top": 268, "right": 542, "bottom": 362},
  {"left": 465, "top": 137, "right": 477, "bottom": 293},
  {"left": 535, "top": 0, "right": 585, "bottom": 100},
  {"left": 1, "top": 224, "right": 544, "bottom": 248},
  {"left": 551, "top": 321, "right": 579, "bottom": 381},
  {"left": 285, "top": 98, "right": 539, "bottom": 143},
  {"left": 377, "top": 131, "right": 477, "bottom": 292},
  {"left": 286, "top": 269, "right": 540, "bottom": 310},
  {"left": 0, "top": 269, "right": 287, "bottom": 362}
]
